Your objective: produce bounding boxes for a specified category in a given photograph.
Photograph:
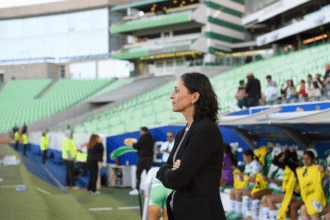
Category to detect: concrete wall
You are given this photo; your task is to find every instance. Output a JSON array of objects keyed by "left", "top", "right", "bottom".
[
  {"left": 47, "top": 63, "right": 60, "bottom": 80},
  {"left": 0, "top": 62, "right": 59, "bottom": 83}
]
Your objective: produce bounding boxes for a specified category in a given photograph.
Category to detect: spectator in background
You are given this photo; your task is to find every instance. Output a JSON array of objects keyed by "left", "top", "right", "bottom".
[
  {"left": 130, "top": 127, "right": 154, "bottom": 195},
  {"left": 245, "top": 73, "right": 261, "bottom": 107},
  {"left": 259, "top": 93, "right": 267, "bottom": 106},
  {"left": 305, "top": 74, "right": 313, "bottom": 95},
  {"left": 315, "top": 73, "right": 323, "bottom": 89},
  {"left": 235, "top": 80, "right": 247, "bottom": 108},
  {"left": 298, "top": 80, "right": 308, "bottom": 97},
  {"left": 323, "top": 63, "right": 330, "bottom": 83},
  {"left": 87, "top": 135, "right": 104, "bottom": 194},
  {"left": 281, "top": 80, "right": 295, "bottom": 97},
  {"left": 309, "top": 81, "right": 322, "bottom": 97},
  {"left": 158, "top": 131, "right": 175, "bottom": 164},
  {"left": 287, "top": 88, "right": 299, "bottom": 100},
  {"left": 278, "top": 91, "right": 287, "bottom": 100},
  {"left": 266, "top": 75, "right": 278, "bottom": 101}
]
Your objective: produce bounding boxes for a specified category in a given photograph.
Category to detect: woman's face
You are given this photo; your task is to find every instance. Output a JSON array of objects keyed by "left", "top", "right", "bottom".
[
  {"left": 243, "top": 154, "right": 252, "bottom": 164},
  {"left": 170, "top": 78, "right": 196, "bottom": 113},
  {"left": 302, "top": 154, "right": 314, "bottom": 167}
]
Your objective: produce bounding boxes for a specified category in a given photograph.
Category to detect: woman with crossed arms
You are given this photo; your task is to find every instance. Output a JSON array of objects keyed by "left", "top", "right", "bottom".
[{"left": 156, "top": 72, "right": 225, "bottom": 220}]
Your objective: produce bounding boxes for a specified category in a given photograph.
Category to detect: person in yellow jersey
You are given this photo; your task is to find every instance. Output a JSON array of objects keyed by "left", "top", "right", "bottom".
[
  {"left": 300, "top": 165, "right": 330, "bottom": 220},
  {"left": 286, "top": 151, "right": 316, "bottom": 220},
  {"left": 74, "top": 143, "right": 88, "bottom": 181},
  {"left": 62, "top": 130, "right": 79, "bottom": 190},
  {"left": 22, "top": 127, "right": 28, "bottom": 156},
  {"left": 262, "top": 147, "right": 301, "bottom": 220},
  {"left": 227, "top": 149, "right": 262, "bottom": 220},
  {"left": 40, "top": 132, "right": 49, "bottom": 164}
]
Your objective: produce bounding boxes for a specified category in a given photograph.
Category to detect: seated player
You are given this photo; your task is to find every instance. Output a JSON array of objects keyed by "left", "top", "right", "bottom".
[
  {"left": 248, "top": 160, "right": 284, "bottom": 220},
  {"left": 220, "top": 144, "right": 237, "bottom": 187},
  {"left": 300, "top": 165, "right": 330, "bottom": 220},
  {"left": 145, "top": 168, "right": 172, "bottom": 220},
  {"left": 262, "top": 147, "right": 301, "bottom": 220},
  {"left": 227, "top": 149, "right": 262, "bottom": 220}
]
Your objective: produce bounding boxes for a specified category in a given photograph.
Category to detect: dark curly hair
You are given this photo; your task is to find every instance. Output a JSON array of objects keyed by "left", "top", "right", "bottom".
[{"left": 180, "top": 72, "right": 219, "bottom": 123}]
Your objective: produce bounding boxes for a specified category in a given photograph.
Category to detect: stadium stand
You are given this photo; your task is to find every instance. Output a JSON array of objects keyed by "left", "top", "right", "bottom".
[
  {"left": 0, "top": 78, "right": 115, "bottom": 134},
  {"left": 68, "top": 42, "right": 327, "bottom": 136},
  {"left": 73, "top": 80, "right": 183, "bottom": 135},
  {"left": 84, "top": 78, "right": 133, "bottom": 102}
]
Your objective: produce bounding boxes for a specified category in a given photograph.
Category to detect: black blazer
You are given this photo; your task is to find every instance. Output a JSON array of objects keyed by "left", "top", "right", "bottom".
[{"left": 156, "top": 117, "right": 225, "bottom": 220}]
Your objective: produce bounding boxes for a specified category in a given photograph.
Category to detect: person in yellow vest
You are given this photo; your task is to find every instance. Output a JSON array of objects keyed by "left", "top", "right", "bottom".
[
  {"left": 74, "top": 143, "right": 88, "bottom": 181},
  {"left": 14, "top": 128, "right": 20, "bottom": 151},
  {"left": 40, "top": 132, "right": 49, "bottom": 164},
  {"left": 22, "top": 128, "right": 28, "bottom": 156},
  {"left": 62, "top": 130, "right": 79, "bottom": 190}
]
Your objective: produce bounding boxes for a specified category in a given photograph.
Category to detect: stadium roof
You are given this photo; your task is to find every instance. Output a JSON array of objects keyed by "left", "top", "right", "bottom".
[{"left": 110, "top": 0, "right": 169, "bottom": 11}]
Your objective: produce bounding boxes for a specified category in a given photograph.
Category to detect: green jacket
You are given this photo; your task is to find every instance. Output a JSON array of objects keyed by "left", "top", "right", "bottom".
[{"left": 62, "top": 138, "right": 76, "bottom": 160}]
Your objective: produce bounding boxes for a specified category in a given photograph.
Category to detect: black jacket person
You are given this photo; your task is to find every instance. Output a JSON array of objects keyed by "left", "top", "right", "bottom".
[{"left": 130, "top": 127, "right": 154, "bottom": 194}]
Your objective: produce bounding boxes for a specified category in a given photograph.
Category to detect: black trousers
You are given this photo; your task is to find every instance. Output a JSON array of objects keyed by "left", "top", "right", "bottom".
[
  {"left": 23, "top": 144, "right": 27, "bottom": 156},
  {"left": 15, "top": 141, "right": 19, "bottom": 150},
  {"left": 87, "top": 160, "right": 98, "bottom": 192},
  {"left": 136, "top": 157, "right": 153, "bottom": 190},
  {"left": 42, "top": 150, "right": 48, "bottom": 164},
  {"left": 64, "top": 160, "right": 76, "bottom": 187}
]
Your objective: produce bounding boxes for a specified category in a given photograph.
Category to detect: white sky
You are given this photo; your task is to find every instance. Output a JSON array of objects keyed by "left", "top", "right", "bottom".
[{"left": 0, "top": 0, "right": 67, "bottom": 8}]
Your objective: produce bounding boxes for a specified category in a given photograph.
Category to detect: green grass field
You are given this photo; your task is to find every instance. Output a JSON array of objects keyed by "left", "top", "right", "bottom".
[{"left": 0, "top": 144, "right": 143, "bottom": 220}]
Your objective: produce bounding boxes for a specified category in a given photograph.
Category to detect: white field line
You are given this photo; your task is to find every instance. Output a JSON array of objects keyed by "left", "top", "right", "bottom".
[
  {"left": 1, "top": 185, "right": 21, "bottom": 188},
  {"left": 89, "top": 207, "right": 113, "bottom": 211},
  {"left": 89, "top": 206, "right": 140, "bottom": 211},
  {"left": 118, "top": 206, "right": 140, "bottom": 210},
  {"left": 35, "top": 187, "right": 51, "bottom": 195}
]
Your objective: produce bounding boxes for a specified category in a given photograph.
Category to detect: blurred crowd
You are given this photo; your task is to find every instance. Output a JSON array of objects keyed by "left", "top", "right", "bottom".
[{"left": 235, "top": 63, "right": 330, "bottom": 108}]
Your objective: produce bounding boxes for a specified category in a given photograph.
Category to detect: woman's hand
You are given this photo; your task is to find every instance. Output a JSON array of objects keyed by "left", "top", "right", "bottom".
[
  {"left": 231, "top": 165, "right": 237, "bottom": 170},
  {"left": 238, "top": 172, "right": 244, "bottom": 180},
  {"left": 262, "top": 175, "right": 269, "bottom": 182},
  {"left": 172, "top": 160, "right": 181, "bottom": 171},
  {"left": 318, "top": 165, "right": 325, "bottom": 173}
]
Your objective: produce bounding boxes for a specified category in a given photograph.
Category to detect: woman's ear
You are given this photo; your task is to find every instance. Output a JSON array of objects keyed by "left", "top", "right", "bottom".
[{"left": 192, "top": 92, "right": 200, "bottom": 104}]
